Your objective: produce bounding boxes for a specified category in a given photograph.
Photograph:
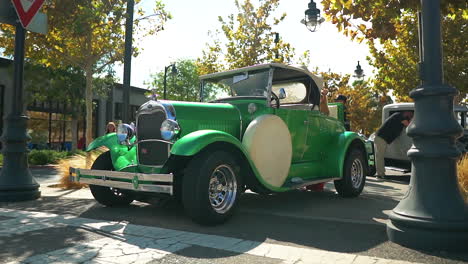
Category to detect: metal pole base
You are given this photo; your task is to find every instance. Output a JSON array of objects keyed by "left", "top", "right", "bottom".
[
  {"left": 0, "top": 115, "right": 40, "bottom": 202},
  {"left": 387, "top": 212, "right": 468, "bottom": 252},
  {"left": 386, "top": 87, "right": 468, "bottom": 252}
]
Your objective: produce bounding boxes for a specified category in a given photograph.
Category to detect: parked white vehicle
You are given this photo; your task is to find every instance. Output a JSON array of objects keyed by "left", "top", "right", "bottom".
[{"left": 369, "top": 103, "right": 468, "bottom": 173}]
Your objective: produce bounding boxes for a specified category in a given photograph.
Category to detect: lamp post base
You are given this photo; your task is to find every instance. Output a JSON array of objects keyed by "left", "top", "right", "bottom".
[
  {"left": 0, "top": 188, "right": 41, "bottom": 202},
  {"left": 387, "top": 212, "right": 468, "bottom": 252},
  {"left": 0, "top": 115, "right": 41, "bottom": 202}
]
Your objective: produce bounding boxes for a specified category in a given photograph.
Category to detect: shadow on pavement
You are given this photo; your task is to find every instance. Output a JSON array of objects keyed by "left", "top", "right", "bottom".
[{"left": 1, "top": 186, "right": 467, "bottom": 263}]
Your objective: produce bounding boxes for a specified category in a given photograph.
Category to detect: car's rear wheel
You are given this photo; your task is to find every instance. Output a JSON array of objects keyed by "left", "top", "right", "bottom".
[
  {"left": 334, "top": 149, "right": 366, "bottom": 197},
  {"left": 182, "top": 150, "right": 242, "bottom": 225},
  {"left": 89, "top": 151, "right": 134, "bottom": 207}
]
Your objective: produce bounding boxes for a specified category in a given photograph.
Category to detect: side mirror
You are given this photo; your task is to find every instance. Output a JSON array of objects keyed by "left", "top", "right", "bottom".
[
  {"left": 117, "top": 123, "right": 135, "bottom": 145},
  {"left": 278, "top": 88, "right": 287, "bottom": 99}
]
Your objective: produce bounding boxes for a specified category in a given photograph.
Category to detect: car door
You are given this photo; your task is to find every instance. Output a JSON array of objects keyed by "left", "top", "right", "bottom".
[
  {"left": 301, "top": 110, "right": 329, "bottom": 179},
  {"left": 275, "top": 108, "right": 308, "bottom": 163}
]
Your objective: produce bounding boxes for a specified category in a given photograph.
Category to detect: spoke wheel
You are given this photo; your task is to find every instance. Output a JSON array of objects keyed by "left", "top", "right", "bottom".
[
  {"left": 334, "top": 148, "right": 367, "bottom": 197},
  {"left": 350, "top": 158, "right": 364, "bottom": 189},
  {"left": 182, "top": 150, "right": 242, "bottom": 226},
  {"left": 89, "top": 151, "right": 134, "bottom": 207},
  {"left": 208, "top": 165, "right": 237, "bottom": 214}
]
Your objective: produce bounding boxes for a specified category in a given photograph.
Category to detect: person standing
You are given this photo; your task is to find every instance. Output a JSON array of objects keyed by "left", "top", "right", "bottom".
[
  {"left": 374, "top": 111, "right": 414, "bottom": 179},
  {"left": 334, "top": 95, "right": 351, "bottom": 131},
  {"left": 106, "top": 122, "right": 116, "bottom": 134}
]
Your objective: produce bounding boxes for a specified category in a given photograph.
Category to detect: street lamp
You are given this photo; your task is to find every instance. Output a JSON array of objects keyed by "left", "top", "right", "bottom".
[
  {"left": 301, "top": 0, "right": 325, "bottom": 32},
  {"left": 386, "top": 0, "right": 468, "bottom": 251},
  {"left": 163, "top": 63, "right": 177, "bottom": 100},
  {"left": 353, "top": 61, "right": 365, "bottom": 80}
]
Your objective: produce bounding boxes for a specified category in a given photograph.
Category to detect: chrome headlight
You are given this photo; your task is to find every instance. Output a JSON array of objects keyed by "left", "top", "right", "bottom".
[
  {"left": 160, "top": 119, "right": 180, "bottom": 140},
  {"left": 117, "top": 123, "right": 135, "bottom": 144}
]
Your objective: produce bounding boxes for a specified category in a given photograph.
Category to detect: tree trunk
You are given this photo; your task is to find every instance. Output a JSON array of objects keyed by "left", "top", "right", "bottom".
[
  {"left": 85, "top": 66, "right": 94, "bottom": 168},
  {"left": 71, "top": 112, "right": 78, "bottom": 152}
]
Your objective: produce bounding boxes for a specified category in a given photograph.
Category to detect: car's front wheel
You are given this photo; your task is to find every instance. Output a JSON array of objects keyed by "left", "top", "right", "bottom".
[
  {"left": 182, "top": 150, "right": 242, "bottom": 225},
  {"left": 89, "top": 151, "right": 135, "bottom": 207},
  {"left": 334, "top": 149, "right": 366, "bottom": 197}
]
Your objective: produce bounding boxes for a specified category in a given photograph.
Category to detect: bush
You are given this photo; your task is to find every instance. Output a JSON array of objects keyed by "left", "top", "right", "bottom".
[
  {"left": 0, "top": 154, "right": 3, "bottom": 166},
  {"left": 458, "top": 154, "right": 468, "bottom": 201},
  {"left": 58, "top": 151, "right": 100, "bottom": 189},
  {"left": 28, "top": 150, "right": 86, "bottom": 166}
]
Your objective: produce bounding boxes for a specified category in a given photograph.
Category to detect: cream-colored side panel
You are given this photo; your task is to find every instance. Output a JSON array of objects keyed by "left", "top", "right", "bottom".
[{"left": 242, "top": 115, "right": 292, "bottom": 187}]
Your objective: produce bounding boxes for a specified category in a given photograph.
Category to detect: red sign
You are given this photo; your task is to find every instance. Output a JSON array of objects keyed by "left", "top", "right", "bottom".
[{"left": 11, "top": 0, "right": 45, "bottom": 28}]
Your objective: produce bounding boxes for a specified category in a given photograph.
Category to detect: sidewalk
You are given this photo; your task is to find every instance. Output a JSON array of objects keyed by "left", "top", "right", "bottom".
[{"left": 0, "top": 170, "right": 467, "bottom": 264}]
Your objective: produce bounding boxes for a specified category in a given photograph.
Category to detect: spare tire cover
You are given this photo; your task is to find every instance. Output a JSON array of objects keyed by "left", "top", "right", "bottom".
[{"left": 242, "top": 114, "right": 292, "bottom": 188}]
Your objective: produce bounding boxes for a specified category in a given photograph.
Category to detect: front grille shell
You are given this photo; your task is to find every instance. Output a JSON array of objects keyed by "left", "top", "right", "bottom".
[{"left": 136, "top": 101, "right": 170, "bottom": 166}]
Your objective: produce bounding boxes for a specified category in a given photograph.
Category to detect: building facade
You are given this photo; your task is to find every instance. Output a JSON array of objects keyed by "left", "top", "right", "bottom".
[{"left": 0, "top": 58, "right": 148, "bottom": 150}]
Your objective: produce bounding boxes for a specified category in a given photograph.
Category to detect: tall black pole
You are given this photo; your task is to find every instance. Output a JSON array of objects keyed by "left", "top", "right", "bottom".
[
  {"left": 122, "top": 0, "right": 134, "bottom": 124},
  {"left": 386, "top": 0, "right": 468, "bottom": 251},
  {"left": 163, "top": 66, "right": 168, "bottom": 100},
  {"left": 0, "top": 23, "right": 40, "bottom": 202}
]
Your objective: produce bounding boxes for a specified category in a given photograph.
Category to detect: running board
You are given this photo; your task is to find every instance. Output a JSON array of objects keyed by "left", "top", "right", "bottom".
[{"left": 285, "top": 177, "right": 340, "bottom": 189}]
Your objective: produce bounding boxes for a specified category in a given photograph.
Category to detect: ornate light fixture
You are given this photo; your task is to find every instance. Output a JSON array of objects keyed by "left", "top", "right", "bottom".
[
  {"left": 301, "top": 0, "right": 325, "bottom": 32},
  {"left": 354, "top": 61, "right": 365, "bottom": 79}
]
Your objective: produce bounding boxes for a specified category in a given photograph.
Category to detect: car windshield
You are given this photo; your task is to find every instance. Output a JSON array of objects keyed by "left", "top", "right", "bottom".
[{"left": 201, "top": 70, "right": 270, "bottom": 102}]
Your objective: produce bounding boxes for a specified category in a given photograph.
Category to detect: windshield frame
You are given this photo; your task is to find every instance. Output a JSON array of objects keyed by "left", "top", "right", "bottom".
[{"left": 200, "top": 68, "right": 274, "bottom": 104}]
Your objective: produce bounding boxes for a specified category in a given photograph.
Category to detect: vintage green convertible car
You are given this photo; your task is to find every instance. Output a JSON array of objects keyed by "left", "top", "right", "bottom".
[{"left": 70, "top": 63, "right": 374, "bottom": 225}]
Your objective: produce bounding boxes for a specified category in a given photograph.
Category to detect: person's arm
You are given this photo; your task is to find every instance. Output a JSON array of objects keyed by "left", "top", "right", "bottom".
[{"left": 319, "top": 88, "right": 329, "bottom": 116}]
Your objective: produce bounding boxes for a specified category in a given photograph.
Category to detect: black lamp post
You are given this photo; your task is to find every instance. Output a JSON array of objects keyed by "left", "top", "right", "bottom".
[
  {"left": 301, "top": 0, "right": 325, "bottom": 32},
  {"left": 163, "top": 63, "right": 177, "bottom": 100},
  {"left": 0, "top": 23, "right": 40, "bottom": 202},
  {"left": 122, "top": 0, "right": 134, "bottom": 124},
  {"left": 353, "top": 61, "right": 364, "bottom": 80},
  {"left": 386, "top": 0, "right": 468, "bottom": 251}
]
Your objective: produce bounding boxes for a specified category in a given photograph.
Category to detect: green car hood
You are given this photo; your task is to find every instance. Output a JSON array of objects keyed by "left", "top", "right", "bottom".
[{"left": 168, "top": 101, "right": 242, "bottom": 139}]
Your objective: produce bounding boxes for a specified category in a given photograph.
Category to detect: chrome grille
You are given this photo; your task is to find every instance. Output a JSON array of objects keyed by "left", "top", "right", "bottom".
[{"left": 137, "top": 110, "right": 168, "bottom": 166}]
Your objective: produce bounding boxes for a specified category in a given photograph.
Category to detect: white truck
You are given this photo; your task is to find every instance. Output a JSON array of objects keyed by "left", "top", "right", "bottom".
[{"left": 369, "top": 102, "right": 467, "bottom": 173}]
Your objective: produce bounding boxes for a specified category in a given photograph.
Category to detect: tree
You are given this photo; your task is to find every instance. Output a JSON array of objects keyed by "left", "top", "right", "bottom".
[
  {"left": 312, "top": 69, "right": 384, "bottom": 135},
  {"left": 197, "top": 0, "right": 297, "bottom": 75},
  {"left": 147, "top": 59, "right": 200, "bottom": 102},
  {"left": 321, "top": 0, "right": 467, "bottom": 103},
  {"left": 0, "top": 0, "right": 169, "bottom": 164}
]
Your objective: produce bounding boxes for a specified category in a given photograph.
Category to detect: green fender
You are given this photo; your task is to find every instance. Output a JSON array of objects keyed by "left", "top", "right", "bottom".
[
  {"left": 171, "top": 130, "right": 245, "bottom": 156},
  {"left": 327, "top": 131, "right": 367, "bottom": 178},
  {"left": 170, "top": 130, "right": 285, "bottom": 191},
  {"left": 86, "top": 133, "right": 138, "bottom": 172}
]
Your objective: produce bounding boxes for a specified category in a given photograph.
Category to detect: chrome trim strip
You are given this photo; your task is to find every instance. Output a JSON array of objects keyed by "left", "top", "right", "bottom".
[
  {"left": 134, "top": 139, "right": 174, "bottom": 145},
  {"left": 78, "top": 178, "right": 173, "bottom": 195},
  {"left": 78, "top": 169, "right": 173, "bottom": 182},
  {"left": 232, "top": 106, "right": 243, "bottom": 140}
]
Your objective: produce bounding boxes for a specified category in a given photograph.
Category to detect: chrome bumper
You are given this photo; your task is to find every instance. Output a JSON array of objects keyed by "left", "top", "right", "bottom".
[{"left": 69, "top": 168, "right": 173, "bottom": 195}]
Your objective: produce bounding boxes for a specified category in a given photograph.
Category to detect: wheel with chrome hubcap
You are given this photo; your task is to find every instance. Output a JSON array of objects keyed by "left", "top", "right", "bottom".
[
  {"left": 334, "top": 148, "right": 366, "bottom": 197},
  {"left": 182, "top": 150, "right": 242, "bottom": 225},
  {"left": 89, "top": 151, "right": 135, "bottom": 206}
]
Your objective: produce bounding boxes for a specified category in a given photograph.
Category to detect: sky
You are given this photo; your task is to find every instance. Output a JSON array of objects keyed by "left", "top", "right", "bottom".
[{"left": 115, "top": 0, "right": 372, "bottom": 89}]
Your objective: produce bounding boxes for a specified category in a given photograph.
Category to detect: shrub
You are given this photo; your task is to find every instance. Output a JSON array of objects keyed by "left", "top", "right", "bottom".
[
  {"left": 458, "top": 154, "right": 468, "bottom": 201},
  {"left": 28, "top": 150, "right": 86, "bottom": 165},
  {"left": 58, "top": 151, "right": 100, "bottom": 189}
]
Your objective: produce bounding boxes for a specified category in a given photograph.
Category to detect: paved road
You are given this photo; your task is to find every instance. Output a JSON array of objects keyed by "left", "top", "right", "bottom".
[{"left": 0, "top": 167, "right": 467, "bottom": 264}]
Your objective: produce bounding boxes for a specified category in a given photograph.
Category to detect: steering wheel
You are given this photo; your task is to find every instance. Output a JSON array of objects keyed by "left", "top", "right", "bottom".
[{"left": 270, "top": 91, "right": 280, "bottom": 109}]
